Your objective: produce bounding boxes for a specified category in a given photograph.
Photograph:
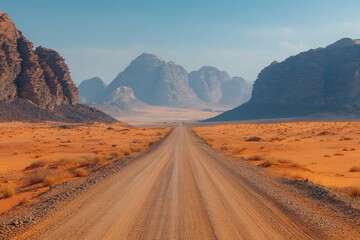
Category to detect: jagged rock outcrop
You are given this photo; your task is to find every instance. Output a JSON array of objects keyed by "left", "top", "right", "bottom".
[
  {"left": 0, "top": 12, "right": 116, "bottom": 122},
  {"left": 106, "top": 53, "right": 198, "bottom": 107},
  {"left": 0, "top": 12, "right": 78, "bottom": 110},
  {"left": 36, "top": 46, "right": 78, "bottom": 106},
  {"left": 207, "top": 38, "right": 360, "bottom": 122},
  {"left": 189, "top": 66, "right": 231, "bottom": 103},
  {"left": 87, "top": 86, "right": 147, "bottom": 117},
  {"left": 78, "top": 77, "right": 107, "bottom": 103},
  {"left": 189, "top": 66, "right": 252, "bottom": 106}
]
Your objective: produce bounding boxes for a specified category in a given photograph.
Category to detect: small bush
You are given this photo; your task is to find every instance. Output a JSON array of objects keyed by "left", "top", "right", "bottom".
[
  {"left": 340, "top": 136, "right": 353, "bottom": 141},
  {"left": 349, "top": 166, "right": 360, "bottom": 172},
  {"left": 27, "top": 169, "right": 70, "bottom": 186},
  {"left": 74, "top": 168, "right": 88, "bottom": 177},
  {"left": 245, "top": 136, "right": 262, "bottom": 142},
  {"left": 122, "top": 150, "right": 131, "bottom": 156},
  {"left": 349, "top": 187, "right": 360, "bottom": 197},
  {"left": 247, "top": 155, "right": 262, "bottom": 161},
  {"left": 28, "top": 160, "right": 46, "bottom": 169},
  {"left": 258, "top": 160, "right": 272, "bottom": 168},
  {"left": 0, "top": 185, "right": 16, "bottom": 198}
]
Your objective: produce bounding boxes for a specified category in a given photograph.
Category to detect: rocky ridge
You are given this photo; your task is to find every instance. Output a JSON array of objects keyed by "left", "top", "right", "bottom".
[
  {"left": 0, "top": 12, "right": 115, "bottom": 122},
  {"left": 207, "top": 38, "right": 360, "bottom": 121}
]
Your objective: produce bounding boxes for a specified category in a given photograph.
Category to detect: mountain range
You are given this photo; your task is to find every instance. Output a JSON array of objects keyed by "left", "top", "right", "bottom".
[{"left": 79, "top": 54, "right": 252, "bottom": 117}]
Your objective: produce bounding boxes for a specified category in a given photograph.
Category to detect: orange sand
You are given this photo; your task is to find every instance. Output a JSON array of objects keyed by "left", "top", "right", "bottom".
[
  {"left": 0, "top": 122, "right": 171, "bottom": 213},
  {"left": 193, "top": 122, "right": 360, "bottom": 195}
]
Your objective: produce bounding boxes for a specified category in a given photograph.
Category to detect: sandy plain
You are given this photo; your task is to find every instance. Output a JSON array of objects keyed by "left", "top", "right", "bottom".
[
  {"left": 0, "top": 122, "right": 171, "bottom": 213},
  {"left": 193, "top": 122, "right": 360, "bottom": 196}
]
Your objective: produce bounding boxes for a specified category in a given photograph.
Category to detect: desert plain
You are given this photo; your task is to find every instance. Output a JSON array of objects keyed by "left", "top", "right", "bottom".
[
  {"left": 193, "top": 121, "right": 360, "bottom": 196},
  {"left": 0, "top": 122, "right": 171, "bottom": 214}
]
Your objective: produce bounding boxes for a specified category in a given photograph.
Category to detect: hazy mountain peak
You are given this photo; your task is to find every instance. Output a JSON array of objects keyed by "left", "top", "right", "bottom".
[
  {"left": 132, "top": 53, "right": 164, "bottom": 63},
  {"left": 326, "top": 38, "right": 360, "bottom": 49}
]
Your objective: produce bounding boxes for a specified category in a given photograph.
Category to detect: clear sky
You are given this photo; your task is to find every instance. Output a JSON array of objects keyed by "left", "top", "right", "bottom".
[{"left": 2, "top": 0, "right": 360, "bottom": 84}]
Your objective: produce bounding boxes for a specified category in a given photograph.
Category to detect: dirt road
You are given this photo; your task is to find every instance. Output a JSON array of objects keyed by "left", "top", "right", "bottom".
[{"left": 17, "top": 124, "right": 359, "bottom": 240}]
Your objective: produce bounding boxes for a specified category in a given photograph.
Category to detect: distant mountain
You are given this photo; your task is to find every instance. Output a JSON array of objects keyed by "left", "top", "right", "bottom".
[
  {"left": 219, "top": 77, "right": 252, "bottom": 106},
  {"left": 207, "top": 38, "right": 360, "bottom": 122},
  {"left": 189, "top": 66, "right": 252, "bottom": 106},
  {"left": 106, "top": 53, "right": 199, "bottom": 107},
  {"left": 189, "top": 66, "right": 231, "bottom": 103},
  {"left": 0, "top": 12, "right": 115, "bottom": 123},
  {"left": 79, "top": 54, "right": 252, "bottom": 117},
  {"left": 78, "top": 77, "right": 107, "bottom": 103},
  {"left": 87, "top": 86, "right": 147, "bottom": 117}
]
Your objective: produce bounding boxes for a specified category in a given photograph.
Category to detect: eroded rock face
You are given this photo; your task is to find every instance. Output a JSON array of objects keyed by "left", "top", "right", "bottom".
[
  {"left": 78, "top": 77, "right": 107, "bottom": 103},
  {"left": 107, "top": 53, "right": 198, "bottom": 107},
  {"left": 189, "top": 66, "right": 252, "bottom": 106},
  {"left": 0, "top": 12, "right": 78, "bottom": 110},
  {"left": 36, "top": 47, "right": 78, "bottom": 106},
  {"left": 251, "top": 38, "right": 360, "bottom": 107},
  {"left": 219, "top": 77, "right": 252, "bottom": 106},
  {"left": 207, "top": 38, "right": 360, "bottom": 121},
  {"left": 189, "top": 66, "right": 231, "bottom": 103}
]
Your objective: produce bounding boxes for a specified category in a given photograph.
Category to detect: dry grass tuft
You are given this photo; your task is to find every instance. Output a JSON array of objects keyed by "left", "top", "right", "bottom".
[
  {"left": 349, "top": 166, "right": 360, "bottom": 172},
  {"left": 258, "top": 160, "right": 272, "bottom": 168},
  {"left": 74, "top": 168, "right": 88, "bottom": 177},
  {"left": 245, "top": 136, "right": 262, "bottom": 142},
  {"left": 27, "top": 169, "right": 71, "bottom": 186},
  {"left": 247, "top": 155, "right": 262, "bottom": 161},
  {"left": 28, "top": 160, "right": 46, "bottom": 169},
  {"left": 349, "top": 187, "right": 360, "bottom": 197},
  {"left": 0, "top": 185, "right": 16, "bottom": 198}
]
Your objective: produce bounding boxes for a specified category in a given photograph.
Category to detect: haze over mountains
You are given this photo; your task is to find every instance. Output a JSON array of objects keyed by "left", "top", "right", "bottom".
[
  {"left": 0, "top": 12, "right": 115, "bottom": 122},
  {"left": 79, "top": 53, "right": 252, "bottom": 117},
  {"left": 208, "top": 38, "right": 360, "bottom": 122}
]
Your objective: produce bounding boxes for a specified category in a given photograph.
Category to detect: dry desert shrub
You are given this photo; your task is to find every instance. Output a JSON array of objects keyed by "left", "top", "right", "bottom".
[
  {"left": 74, "top": 168, "right": 88, "bottom": 177},
  {"left": 0, "top": 185, "right": 16, "bottom": 198},
  {"left": 349, "top": 166, "right": 360, "bottom": 172},
  {"left": 121, "top": 150, "right": 131, "bottom": 156},
  {"left": 258, "top": 160, "right": 272, "bottom": 168},
  {"left": 28, "top": 160, "right": 46, "bottom": 169},
  {"left": 247, "top": 155, "right": 262, "bottom": 161},
  {"left": 340, "top": 136, "right": 353, "bottom": 141},
  {"left": 27, "top": 169, "right": 71, "bottom": 186},
  {"left": 245, "top": 136, "right": 262, "bottom": 142},
  {"left": 349, "top": 187, "right": 360, "bottom": 197},
  {"left": 277, "top": 159, "right": 291, "bottom": 164}
]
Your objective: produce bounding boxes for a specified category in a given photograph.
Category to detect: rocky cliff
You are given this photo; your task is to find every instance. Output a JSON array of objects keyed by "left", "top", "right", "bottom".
[
  {"left": 207, "top": 38, "right": 360, "bottom": 122},
  {"left": 189, "top": 66, "right": 231, "bottom": 103},
  {"left": 219, "top": 77, "right": 252, "bottom": 106},
  {"left": 189, "top": 66, "right": 251, "bottom": 106},
  {"left": 78, "top": 77, "right": 107, "bottom": 103},
  {"left": 106, "top": 53, "right": 199, "bottom": 107},
  {"left": 0, "top": 12, "right": 115, "bottom": 122},
  {"left": 0, "top": 12, "right": 78, "bottom": 109}
]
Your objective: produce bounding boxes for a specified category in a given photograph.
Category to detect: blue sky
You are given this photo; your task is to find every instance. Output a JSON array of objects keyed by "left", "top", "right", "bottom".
[{"left": 2, "top": 0, "right": 360, "bottom": 83}]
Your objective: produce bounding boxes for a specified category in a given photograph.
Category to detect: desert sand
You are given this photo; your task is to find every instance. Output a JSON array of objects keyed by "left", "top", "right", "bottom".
[
  {"left": 118, "top": 106, "right": 222, "bottom": 125},
  {"left": 0, "top": 122, "right": 170, "bottom": 213},
  {"left": 193, "top": 122, "right": 360, "bottom": 196}
]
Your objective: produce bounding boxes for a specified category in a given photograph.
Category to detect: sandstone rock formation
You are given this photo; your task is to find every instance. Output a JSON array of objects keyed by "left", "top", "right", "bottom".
[
  {"left": 189, "top": 66, "right": 231, "bottom": 103},
  {"left": 207, "top": 38, "right": 360, "bottom": 121},
  {"left": 78, "top": 77, "right": 107, "bottom": 103},
  {"left": 87, "top": 86, "right": 148, "bottom": 117},
  {"left": 0, "top": 12, "right": 78, "bottom": 110},
  {"left": 0, "top": 12, "right": 115, "bottom": 122},
  {"left": 106, "top": 53, "right": 198, "bottom": 107},
  {"left": 189, "top": 66, "right": 252, "bottom": 106},
  {"left": 219, "top": 77, "right": 252, "bottom": 106}
]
